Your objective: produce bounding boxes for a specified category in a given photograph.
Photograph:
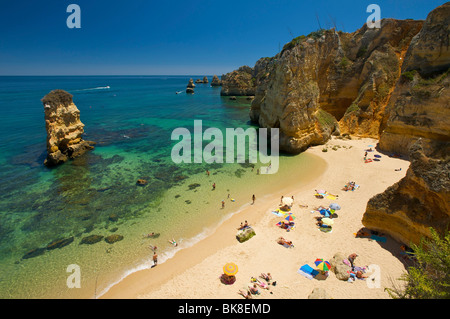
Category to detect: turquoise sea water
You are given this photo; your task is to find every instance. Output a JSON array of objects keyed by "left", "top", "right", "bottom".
[{"left": 0, "top": 76, "right": 323, "bottom": 298}]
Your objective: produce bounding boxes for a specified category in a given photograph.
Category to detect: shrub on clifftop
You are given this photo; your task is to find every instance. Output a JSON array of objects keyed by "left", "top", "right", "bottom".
[{"left": 42, "top": 89, "right": 73, "bottom": 108}]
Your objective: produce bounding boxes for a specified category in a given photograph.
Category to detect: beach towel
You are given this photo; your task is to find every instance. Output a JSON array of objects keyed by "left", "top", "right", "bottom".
[
  {"left": 271, "top": 211, "right": 284, "bottom": 217},
  {"left": 326, "top": 195, "right": 337, "bottom": 200},
  {"left": 297, "top": 264, "right": 319, "bottom": 280}
]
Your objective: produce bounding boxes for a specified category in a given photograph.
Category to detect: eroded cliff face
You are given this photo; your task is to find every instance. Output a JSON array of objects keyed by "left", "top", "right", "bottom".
[
  {"left": 220, "top": 65, "right": 257, "bottom": 96},
  {"left": 379, "top": 2, "right": 450, "bottom": 155},
  {"left": 220, "top": 2, "right": 450, "bottom": 245},
  {"left": 362, "top": 139, "right": 450, "bottom": 245},
  {"left": 361, "top": 2, "right": 450, "bottom": 245},
  {"left": 43, "top": 90, "right": 94, "bottom": 167},
  {"left": 247, "top": 19, "right": 422, "bottom": 153}
]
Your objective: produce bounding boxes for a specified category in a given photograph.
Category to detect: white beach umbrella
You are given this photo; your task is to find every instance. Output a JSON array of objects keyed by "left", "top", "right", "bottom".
[{"left": 282, "top": 197, "right": 293, "bottom": 206}]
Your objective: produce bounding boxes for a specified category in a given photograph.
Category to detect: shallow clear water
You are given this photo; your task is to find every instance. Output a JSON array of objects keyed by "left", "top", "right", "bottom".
[{"left": 0, "top": 76, "right": 324, "bottom": 298}]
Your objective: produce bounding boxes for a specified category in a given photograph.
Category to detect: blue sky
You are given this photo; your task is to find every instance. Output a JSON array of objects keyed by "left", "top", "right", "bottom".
[{"left": 0, "top": 0, "right": 446, "bottom": 75}]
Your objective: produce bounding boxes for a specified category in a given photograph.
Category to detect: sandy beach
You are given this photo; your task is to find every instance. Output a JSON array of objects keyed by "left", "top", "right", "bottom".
[{"left": 101, "top": 136, "right": 411, "bottom": 299}]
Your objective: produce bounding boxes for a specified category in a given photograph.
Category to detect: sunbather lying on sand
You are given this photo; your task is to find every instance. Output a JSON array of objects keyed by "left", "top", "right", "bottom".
[
  {"left": 248, "top": 284, "right": 260, "bottom": 295},
  {"left": 238, "top": 289, "right": 252, "bottom": 299},
  {"left": 277, "top": 237, "right": 294, "bottom": 247},
  {"left": 254, "top": 279, "right": 269, "bottom": 290},
  {"left": 260, "top": 273, "right": 272, "bottom": 282}
]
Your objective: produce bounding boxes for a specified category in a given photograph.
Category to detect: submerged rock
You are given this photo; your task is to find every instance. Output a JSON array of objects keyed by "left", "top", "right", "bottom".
[
  {"left": 22, "top": 247, "right": 46, "bottom": 260},
  {"left": 108, "top": 213, "right": 119, "bottom": 222},
  {"left": 46, "top": 237, "right": 74, "bottom": 250},
  {"left": 136, "top": 179, "right": 148, "bottom": 186},
  {"left": 80, "top": 235, "right": 104, "bottom": 245},
  {"left": 105, "top": 234, "right": 124, "bottom": 244}
]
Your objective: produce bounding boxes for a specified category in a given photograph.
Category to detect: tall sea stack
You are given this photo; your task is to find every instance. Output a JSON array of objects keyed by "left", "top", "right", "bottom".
[{"left": 42, "top": 89, "right": 94, "bottom": 167}]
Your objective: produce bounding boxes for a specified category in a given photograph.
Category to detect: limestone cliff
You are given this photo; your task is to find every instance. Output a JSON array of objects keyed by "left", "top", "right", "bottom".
[
  {"left": 43, "top": 90, "right": 94, "bottom": 167},
  {"left": 211, "top": 75, "right": 222, "bottom": 87},
  {"left": 220, "top": 65, "right": 257, "bottom": 96},
  {"left": 362, "top": 139, "right": 450, "bottom": 246},
  {"left": 361, "top": 2, "right": 450, "bottom": 245},
  {"left": 379, "top": 2, "right": 450, "bottom": 155},
  {"left": 248, "top": 19, "right": 422, "bottom": 153}
]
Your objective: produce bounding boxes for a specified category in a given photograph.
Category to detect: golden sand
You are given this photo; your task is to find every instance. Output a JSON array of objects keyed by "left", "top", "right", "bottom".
[{"left": 100, "top": 137, "right": 410, "bottom": 299}]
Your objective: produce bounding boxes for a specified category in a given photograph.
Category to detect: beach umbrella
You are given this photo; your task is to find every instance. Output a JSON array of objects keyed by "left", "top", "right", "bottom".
[
  {"left": 329, "top": 203, "right": 341, "bottom": 210},
  {"left": 282, "top": 197, "right": 293, "bottom": 206},
  {"left": 223, "top": 263, "right": 238, "bottom": 276},
  {"left": 285, "top": 214, "right": 296, "bottom": 222},
  {"left": 321, "top": 218, "right": 334, "bottom": 226},
  {"left": 314, "top": 259, "right": 332, "bottom": 272}
]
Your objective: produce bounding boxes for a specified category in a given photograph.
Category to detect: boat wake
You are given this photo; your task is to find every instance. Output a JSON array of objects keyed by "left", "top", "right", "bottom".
[{"left": 73, "top": 86, "right": 111, "bottom": 92}]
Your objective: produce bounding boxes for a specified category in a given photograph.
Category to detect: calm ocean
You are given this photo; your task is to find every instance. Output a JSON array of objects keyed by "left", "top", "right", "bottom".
[{"left": 0, "top": 76, "right": 322, "bottom": 298}]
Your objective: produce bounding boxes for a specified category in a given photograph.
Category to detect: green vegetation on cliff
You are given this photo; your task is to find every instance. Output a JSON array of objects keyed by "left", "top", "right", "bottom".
[{"left": 387, "top": 228, "right": 450, "bottom": 299}]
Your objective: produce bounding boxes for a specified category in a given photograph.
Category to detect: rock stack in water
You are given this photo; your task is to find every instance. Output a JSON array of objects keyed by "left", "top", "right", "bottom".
[
  {"left": 186, "top": 78, "right": 195, "bottom": 94},
  {"left": 42, "top": 89, "right": 94, "bottom": 167},
  {"left": 211, "top": 75, "right": 222, "bottom": 87},
  {"left": 203, "top": 76, "right": 209, "bottom": 83}
]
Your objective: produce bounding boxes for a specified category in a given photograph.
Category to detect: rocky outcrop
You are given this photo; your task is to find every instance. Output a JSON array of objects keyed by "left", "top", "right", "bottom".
[
  {"left": 330, "top": 252, "right": 351, "bottom": 281},
  {"left": 247, "top": 19, "right": 423, "bottom": 153},
  {"left": 402, "top": 2, "right": 450, "bottom": 78},
  {"left": 211, "top": 75, "right": 222, "bottom": 87},
  {"left": 186, "top": 79, "right": 195, "bottom": 94},
  {"left": 379, "top": 2, "right": 450, "bottom": 155},
  {"left": 43, "top": 90, "right": 94, "bottom": 167},
  {"left": 236, "top": 226, "right": 256, "bottom": 243},
  {"left": 221, "top": 66, "right": 258, "bottom": 96},
  {"left": 105, "top": 234, "right": 124, "bottom": 244},
  {"left": 203, "top": 76, "right": 209, "bottom": 83},
  {"left": 80, "top": 234, "right": 104, "bottom": 245},
  {"left": 362, "top": 3, "right": 450, "bottom": 246},
  {"left": 46, "top": 237, "right": 74, "bottom": 250},
  {"left": 362, "top": 139, "right": 450, "bottom": 246}
]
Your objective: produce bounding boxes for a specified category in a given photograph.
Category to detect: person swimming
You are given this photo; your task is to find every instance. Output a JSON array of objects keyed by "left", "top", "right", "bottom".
[{"left": 169, "top": 238, "right": 178, "bottom": 247}]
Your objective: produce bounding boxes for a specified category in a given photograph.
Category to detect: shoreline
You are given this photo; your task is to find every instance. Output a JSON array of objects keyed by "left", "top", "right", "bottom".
[
  {"left": 101, "top": 136, "right": 411, "bottom": 299},
  {"left": 98, "top": 154, "right": 327, "bottom": 299}
]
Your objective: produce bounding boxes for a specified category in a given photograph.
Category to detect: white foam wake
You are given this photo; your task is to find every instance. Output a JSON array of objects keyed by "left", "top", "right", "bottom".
[{"left": 73, "top": 86, "right": 111, "bottom": 92}]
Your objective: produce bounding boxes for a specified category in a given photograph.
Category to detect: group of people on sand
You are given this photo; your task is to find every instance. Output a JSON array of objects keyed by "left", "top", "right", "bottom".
[
  {"left": 237, "top": 273, "right": 275, "bottom": 299},
  {"left": 346, "top": 253, "right": 369, "bottom": 281},
  {"left": 342, "top": 181, "right": 358, "bottom": 191},
  {"left": 237, "top": 220, "right": 250, "bottom": 230}
]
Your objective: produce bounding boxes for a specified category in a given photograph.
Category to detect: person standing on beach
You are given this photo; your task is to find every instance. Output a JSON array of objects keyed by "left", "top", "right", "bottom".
[
  {"left": 212, "top": 183, "right": 216, "bottom": 190},
  {"left": 206, "top": 170, "right": 210, "bottom": 176},
  {"left": 222, "top": 200, "right": 225, "bottom": 209},
  {"left": 252, "top": 194, "right": 255, "bottom": 205},
  {"left": 153, "top": 251, "right": 158, "bottom": 266}
]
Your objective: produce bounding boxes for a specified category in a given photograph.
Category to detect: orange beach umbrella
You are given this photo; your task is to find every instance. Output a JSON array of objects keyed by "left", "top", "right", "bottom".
[{"left": 223, "top": 263, "right": 238, "bottom": 276}]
